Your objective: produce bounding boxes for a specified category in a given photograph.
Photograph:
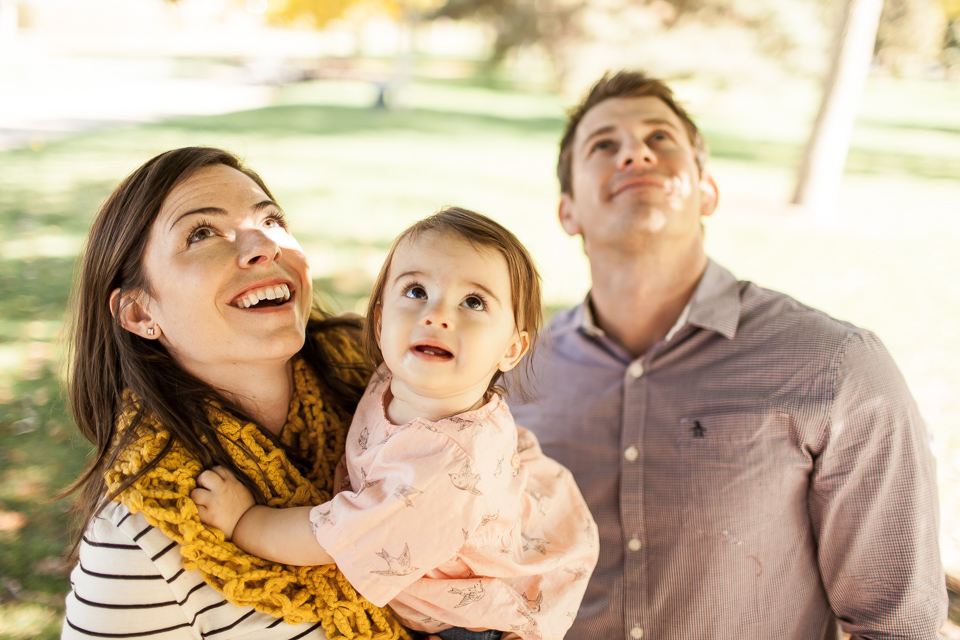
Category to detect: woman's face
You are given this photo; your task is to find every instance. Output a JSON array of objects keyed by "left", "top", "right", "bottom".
[{"left": 136, "top": 164, "right": 312, "bottom": 380}]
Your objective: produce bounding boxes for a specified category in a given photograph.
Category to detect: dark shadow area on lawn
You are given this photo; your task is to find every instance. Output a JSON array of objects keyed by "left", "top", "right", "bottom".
[
  {"left": 168, "top": 104, "right": 564, "bottom": 138},
  {"left": 702, "top": 130, "right": 960, "bottom": 181}
]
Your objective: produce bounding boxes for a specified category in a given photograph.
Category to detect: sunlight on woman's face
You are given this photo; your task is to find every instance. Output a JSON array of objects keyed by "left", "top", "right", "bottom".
[{"left": 141, "top": 164, "right": 312, "bottom": 381}]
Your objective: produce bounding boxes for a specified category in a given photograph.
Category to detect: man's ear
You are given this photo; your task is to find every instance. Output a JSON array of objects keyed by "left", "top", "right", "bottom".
[
  {"left": 699, "top": 172, "right": 719, "bottom": 218},
  {"left": 498, "top": 330, "right": 531, "bottom": 374},
  {"left": 558, "top": 194, "right": 583, "bottom": 237},
  {"left": 109, "top": 287, "right": 160, "bottom": 339}
]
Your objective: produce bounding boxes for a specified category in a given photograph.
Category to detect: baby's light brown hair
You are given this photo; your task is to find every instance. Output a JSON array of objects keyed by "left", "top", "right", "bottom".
[{"left": 363, "top": 206, "right": 542, "bottom": 402}]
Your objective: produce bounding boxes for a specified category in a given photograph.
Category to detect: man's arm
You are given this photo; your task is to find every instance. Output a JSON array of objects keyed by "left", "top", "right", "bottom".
[
  {"left": 809, "top": 331, "right": 947, "bottom": 638},
  {"left": 192, "top": 466, "right": 334, "bottom": 566}
]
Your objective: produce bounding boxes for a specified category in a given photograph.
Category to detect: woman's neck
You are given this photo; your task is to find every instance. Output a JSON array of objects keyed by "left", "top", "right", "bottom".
[{"left": 194, "top": 359, "right": 295, "bottom": 435}]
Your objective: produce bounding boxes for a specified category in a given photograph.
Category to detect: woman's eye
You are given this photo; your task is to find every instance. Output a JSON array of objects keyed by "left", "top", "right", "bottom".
[
  {"left": 403, "top": 285, "right": 427, "bottom": 300},
  {"left": 187, "top": 227, "right": 215, "bottom": 244},
  {"left": 263, "top": 214, "right": 287, "bottom": 229},
  {"left": 462, "top": 296, "right": 485, "bottom": 311}
]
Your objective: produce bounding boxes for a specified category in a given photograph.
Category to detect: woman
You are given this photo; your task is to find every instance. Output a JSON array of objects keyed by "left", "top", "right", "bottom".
[{"left": 61, "top": 147, "right": 408, "bottom": 640}]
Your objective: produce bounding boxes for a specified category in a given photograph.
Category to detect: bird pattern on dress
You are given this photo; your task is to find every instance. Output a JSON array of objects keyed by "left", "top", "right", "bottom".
[
  {"left": 449, "top": 581, "right": 485, "bottom": 608},
  {"left": 372, "top": 543, "right": 419, "bottom": 576},
  {"left": 449, "top": 460, "right": 482, "bottom": 495}
]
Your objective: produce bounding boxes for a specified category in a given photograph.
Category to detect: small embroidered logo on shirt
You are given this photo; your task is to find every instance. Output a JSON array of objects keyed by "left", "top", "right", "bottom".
[{"left": 692, "top": 420, "right": 706, "bottom": 438}]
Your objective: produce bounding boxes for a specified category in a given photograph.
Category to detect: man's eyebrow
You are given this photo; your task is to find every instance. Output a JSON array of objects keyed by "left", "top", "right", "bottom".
[{"left": 169, "top": 200, "right": 277, "bottom": 231}]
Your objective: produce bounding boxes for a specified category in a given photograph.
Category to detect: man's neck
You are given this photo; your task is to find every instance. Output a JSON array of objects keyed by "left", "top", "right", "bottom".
[{"left": 586, "top": 241, "right": 707, "bottom": 358}]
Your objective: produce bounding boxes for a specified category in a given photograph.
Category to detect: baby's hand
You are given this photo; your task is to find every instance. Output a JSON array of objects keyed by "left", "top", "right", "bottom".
[{"left": 191, "top": 466, "right": 255, "bottom": 540}]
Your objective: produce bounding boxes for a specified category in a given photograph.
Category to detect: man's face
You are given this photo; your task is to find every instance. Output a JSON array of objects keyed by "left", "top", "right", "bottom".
[{"left": 559, "top": 96, "right": 718, "bottom": 257}]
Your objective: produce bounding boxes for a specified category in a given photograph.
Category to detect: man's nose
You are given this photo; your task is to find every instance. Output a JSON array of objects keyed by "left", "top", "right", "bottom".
[
  {"left": 238, "top": 228, "right": 282, "bottom": 267},
  {"left": 619, "top": 138, "right": 655, "bottom": 169}
]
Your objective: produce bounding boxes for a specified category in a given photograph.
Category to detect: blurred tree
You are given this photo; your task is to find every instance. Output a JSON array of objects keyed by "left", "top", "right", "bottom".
[
  {"left": 875, "top": 0, "right": 948, "bottom": 73},
  {"left": 792, "top": 0, "right": 884, "bottom": 213}
]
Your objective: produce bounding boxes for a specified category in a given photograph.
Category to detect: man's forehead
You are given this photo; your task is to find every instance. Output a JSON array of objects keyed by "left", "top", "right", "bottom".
[{"left": 575, "top": 96, "right": 681, "bottom": 142}]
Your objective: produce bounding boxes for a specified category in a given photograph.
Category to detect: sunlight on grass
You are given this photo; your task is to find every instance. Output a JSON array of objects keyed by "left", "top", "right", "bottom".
[{"left": 0, "top": 602, "right": 62, "bottom": 640}]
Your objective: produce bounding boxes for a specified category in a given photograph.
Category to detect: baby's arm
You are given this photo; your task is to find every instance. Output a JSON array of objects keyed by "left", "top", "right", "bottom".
[{"left": 191, "top": 466, "right": 334, "bottom": 566}]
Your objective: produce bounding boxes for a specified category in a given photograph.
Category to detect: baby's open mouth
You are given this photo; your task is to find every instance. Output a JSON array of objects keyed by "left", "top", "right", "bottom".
[
  {"left": 233, "top": 284, "right": 292, "bottom": 309},
  {"left": 415, "top": 344, "right": 453, "bottom": 358}
]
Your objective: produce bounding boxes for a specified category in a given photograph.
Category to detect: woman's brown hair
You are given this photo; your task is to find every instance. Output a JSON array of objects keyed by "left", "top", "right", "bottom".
[{"left": 62, "top": 147, "right": 366, "bottom": 558}]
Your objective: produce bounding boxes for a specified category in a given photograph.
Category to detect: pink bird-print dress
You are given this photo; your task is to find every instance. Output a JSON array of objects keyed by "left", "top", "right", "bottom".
[{"left": 310, "top": 369, "right": 599, "bottom": 639}]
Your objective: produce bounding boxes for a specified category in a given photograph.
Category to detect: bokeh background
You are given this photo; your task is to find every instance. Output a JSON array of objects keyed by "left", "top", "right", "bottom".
[{"left": 0, "top": 0, "right": 958, "bottom": 637}]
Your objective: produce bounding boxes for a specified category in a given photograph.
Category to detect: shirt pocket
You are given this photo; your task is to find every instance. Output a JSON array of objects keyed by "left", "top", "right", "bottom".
[{"left": 678, "top": 411, "right": 793, "bottom": 543}]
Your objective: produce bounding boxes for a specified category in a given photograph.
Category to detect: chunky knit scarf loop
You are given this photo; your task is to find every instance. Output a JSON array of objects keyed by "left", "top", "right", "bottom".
[{"left": 105, "top": 327, "right": 408, "bottom": 640}]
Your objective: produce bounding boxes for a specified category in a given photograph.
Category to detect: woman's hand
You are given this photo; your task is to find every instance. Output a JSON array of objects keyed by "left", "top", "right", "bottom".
[{"left": 191, "top": 466, "right": 254, "bottom": 540}]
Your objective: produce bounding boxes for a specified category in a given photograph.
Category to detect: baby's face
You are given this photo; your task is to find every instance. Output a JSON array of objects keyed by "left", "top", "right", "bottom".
[{"left": 377, "top": 231, "right": 528, "bottom": 408}]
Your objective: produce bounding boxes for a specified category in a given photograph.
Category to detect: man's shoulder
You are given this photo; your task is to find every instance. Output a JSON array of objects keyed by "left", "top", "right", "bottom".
[{"left": 737, "top": 278, "right": 868, "bottom": 343}]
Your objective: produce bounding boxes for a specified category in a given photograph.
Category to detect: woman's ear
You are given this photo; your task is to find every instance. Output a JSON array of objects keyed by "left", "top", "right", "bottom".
[
  {"left": 498, "top": 330, "right": 531, "bottom": 373},
  {"left": 109, "top": 287, "right": 161, "bottom": 339}
]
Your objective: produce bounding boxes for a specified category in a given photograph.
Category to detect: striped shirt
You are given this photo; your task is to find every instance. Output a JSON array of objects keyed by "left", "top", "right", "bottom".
[
  {"left": 62, "top": 501, "right": 328, "bottom": 639},
  {"left": 506, "top": 259, "right": 947, "bottom": 640}
]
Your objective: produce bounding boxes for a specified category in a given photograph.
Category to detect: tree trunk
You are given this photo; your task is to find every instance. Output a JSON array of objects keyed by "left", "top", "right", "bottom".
[{"left": 791, "top": 0, "right": 885, "bottom": 215}]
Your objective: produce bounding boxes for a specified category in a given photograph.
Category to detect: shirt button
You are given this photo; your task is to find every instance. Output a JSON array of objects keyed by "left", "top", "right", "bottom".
[
  {"left": 630, "top": 626, "right": 644, "bottom": 639},
  {"left": 628, "top": 361, "right": 644, "bottom": 378},
  {"left": 627, "top": 537, "right": 642, "bottom": 551},
  {"left": 623, "top": 445, "right": 639, "bottom": 462}
]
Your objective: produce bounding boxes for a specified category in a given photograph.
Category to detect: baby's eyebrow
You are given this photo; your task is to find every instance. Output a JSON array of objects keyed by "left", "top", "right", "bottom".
[
  {"left": 467, "top": 281, "right": 501, "bottom": 305},
  {"left": 391, "top": 270, "right": 423, "bottom": 284}
]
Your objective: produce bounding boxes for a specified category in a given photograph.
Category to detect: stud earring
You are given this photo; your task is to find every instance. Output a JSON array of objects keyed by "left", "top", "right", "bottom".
[{"left": 147, "top": 327, "right": 155, "bottom": 336}]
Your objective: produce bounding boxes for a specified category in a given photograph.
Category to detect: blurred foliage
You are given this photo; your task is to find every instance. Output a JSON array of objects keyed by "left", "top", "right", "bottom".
[
  {"left": 265, "top": 0, "right": 445, "bottom": 28},
  {"left": 876, "top": 0, "right": 949, "bottom": 72}
]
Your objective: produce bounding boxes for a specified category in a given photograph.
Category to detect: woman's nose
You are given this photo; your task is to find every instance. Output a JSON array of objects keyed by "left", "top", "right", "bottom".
[{"left": 238, "top": 229, "right": 282, "bottom": 267}]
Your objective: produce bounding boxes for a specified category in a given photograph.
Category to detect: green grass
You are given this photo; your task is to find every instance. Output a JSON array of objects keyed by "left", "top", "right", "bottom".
[{"left": 1, "top": 74, "right": 958, "bottom": 636}]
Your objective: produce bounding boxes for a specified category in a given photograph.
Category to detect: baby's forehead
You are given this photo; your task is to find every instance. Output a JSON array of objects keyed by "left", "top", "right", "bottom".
[{"left": 389, "top": 231, "right": 511, "bottom": 286}]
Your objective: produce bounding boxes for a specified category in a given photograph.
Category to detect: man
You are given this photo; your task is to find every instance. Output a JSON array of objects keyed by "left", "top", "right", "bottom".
[{"left": 506, "top": 70, "right": 946, "bottom": 639}]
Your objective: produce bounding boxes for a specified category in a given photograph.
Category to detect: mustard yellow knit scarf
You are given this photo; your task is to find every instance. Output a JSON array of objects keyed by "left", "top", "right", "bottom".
[{"left": 105, "top": 328, "right": 408, "bottom": 640}]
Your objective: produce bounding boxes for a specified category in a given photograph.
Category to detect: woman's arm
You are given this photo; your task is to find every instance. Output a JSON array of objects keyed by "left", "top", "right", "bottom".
[{"left": 192, "top": 467, "right": 334, "bottom": 566}]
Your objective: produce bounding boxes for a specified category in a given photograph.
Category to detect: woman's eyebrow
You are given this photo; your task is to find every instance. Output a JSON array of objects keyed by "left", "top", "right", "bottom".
[{"left": 169, "top": 200, "right": 278, "bottom": 231}]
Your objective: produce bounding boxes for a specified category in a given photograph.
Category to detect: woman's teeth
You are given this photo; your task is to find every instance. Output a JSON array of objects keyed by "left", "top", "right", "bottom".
[{"left": 238, "top": 284, "right": 291, "bottom": 308}]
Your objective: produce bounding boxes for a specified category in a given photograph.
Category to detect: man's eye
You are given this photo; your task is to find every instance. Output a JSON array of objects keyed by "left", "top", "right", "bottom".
[
  {"left": 188, "top": 227, "right": 215, "bottom": 244},
  {"left": 591, "top": 139, "right": 615, "bottom": 153},
  {"left": 462, "top": 296, "right": 485, "bottom": 311},
  {"left": 403, "top": 285, "right": 427, "bottom": 300}
]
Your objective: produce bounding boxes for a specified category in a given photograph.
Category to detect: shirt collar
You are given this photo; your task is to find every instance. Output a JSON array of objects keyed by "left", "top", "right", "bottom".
[{"left": 575, "top": 258, "right": 740, "bottom": 342}]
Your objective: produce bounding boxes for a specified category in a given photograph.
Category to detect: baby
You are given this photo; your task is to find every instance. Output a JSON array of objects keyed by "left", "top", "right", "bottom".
[{"left": 193, "top": 207, "right": 598, "bottom": 639}]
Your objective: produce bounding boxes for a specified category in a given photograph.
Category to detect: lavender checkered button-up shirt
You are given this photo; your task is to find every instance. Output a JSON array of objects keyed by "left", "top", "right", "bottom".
[{"left": 506, "top": 259, "right": 947, "bottom": 640}]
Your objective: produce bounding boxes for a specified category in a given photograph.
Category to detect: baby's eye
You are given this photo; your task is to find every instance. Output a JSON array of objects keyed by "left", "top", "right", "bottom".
[
  {"left": 188, "top": 227, "right": 215, "bottom": 244},
  {"left": 403, "top": 285, "right": 428, "bottom": 300},
  {"left": 462, "top": 296, "right": 485, "bottom": 311}
]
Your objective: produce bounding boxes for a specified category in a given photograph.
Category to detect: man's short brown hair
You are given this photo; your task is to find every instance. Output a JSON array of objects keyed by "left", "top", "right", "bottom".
[{"left": 557, "top": 70, "right": 707, "bottom": 195}]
